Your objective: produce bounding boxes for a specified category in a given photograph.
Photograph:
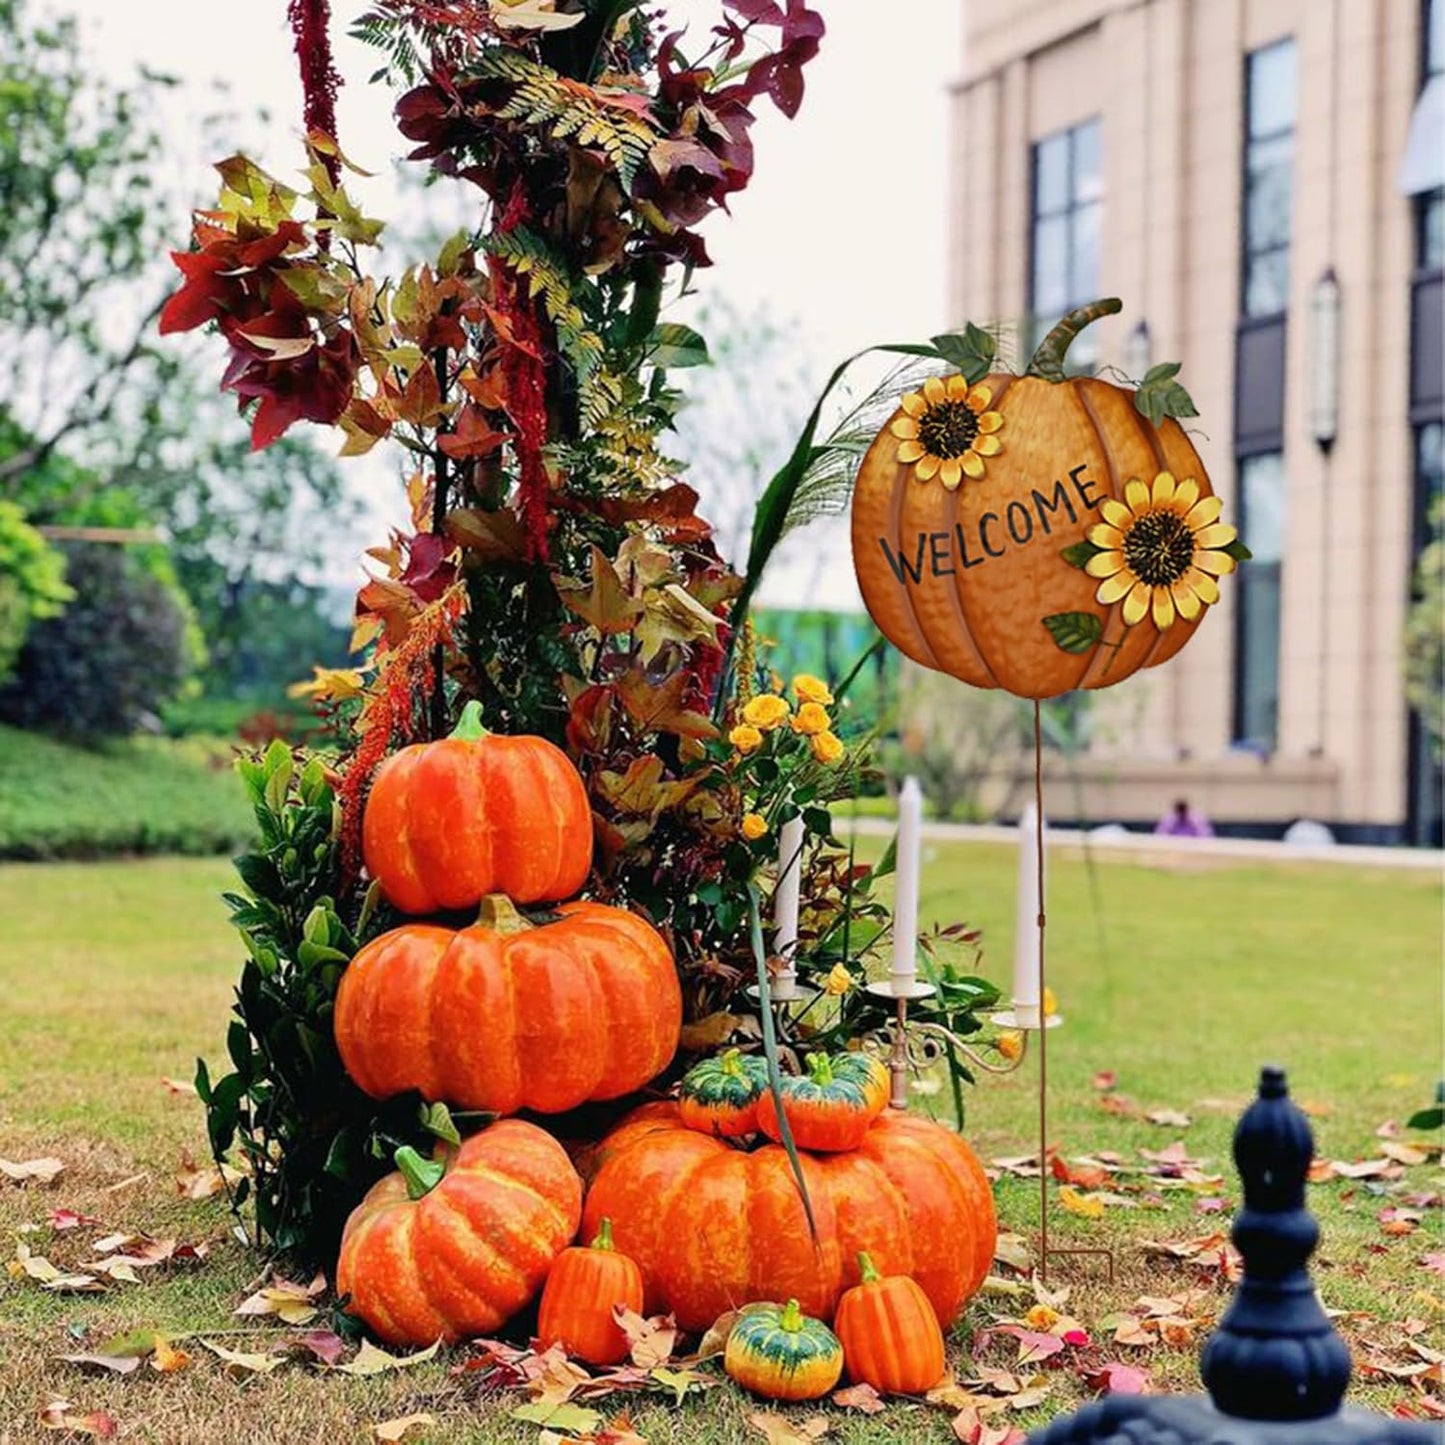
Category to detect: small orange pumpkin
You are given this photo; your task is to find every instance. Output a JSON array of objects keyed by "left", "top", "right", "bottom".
[
  {"left": 834, "top": 1250, "right": 946, "bottom": 1395},
  {"left": 678, "top": 1048, "right": 769, "bottom": 1137},
  {"left": 850, "top": 301, "right": 1242, "bottom": 700},
  {"left": 363, "top": 700, "right": 593, "bottom": 913},
  {"left": 334, "top": 896, "right": 682, "bottom": 1115},
  {"left": 537, "top": 1216, "right": 644, "bottom": 1366},
  {"left": 336, "top": 1118, "right": 581, "bottom": 1346},
  {"left": 754, "top": 1051, "right": 889, "bottom": 1153}
]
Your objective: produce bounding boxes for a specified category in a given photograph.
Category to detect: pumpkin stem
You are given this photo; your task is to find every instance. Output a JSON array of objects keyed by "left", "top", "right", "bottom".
[
  {"left": 805, "top": 1052, "right": 835, "bottom": 1087},
  {"left": 591, "top": 1217, "right": 617, "bottom": 1252},
  {"left": 779, "top": 1298, "right": 804, "bottom": 1333},
  {"left": 475, "top": 893, "right": 533, "bottom": 935},
  {"left": 856, "top": 1251, "right": 881, "bottom": 1284},
  {"left": 719, "top": 1047, "right": 745, "bottom": 1077},
  {"left": 450, "top": 699, "right": 489, "bottom": 742},
  {"left": 395, "top": 1145, "right": 445, "bottom": 1201},
  {"left": 1025, "top": 298, "right": 1123, "bottom": 382}
]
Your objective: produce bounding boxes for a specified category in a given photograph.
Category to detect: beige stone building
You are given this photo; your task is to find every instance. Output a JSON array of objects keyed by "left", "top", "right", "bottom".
[{"left": 946, "top": 0, "right": 1443, "bottom": 843}]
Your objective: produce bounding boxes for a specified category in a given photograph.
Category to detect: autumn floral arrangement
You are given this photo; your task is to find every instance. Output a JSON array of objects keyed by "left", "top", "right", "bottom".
[{"left": 165, "top": 0, "right": 1001, "bottom": 1276}]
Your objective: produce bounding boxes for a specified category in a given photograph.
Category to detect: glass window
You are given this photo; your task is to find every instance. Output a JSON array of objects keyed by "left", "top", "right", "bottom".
[
  {"left": 1415, "top": 421, "right": 1444, "bottom": 557},
  {"left": 1029, "top": 118, "right": 1104, "bottom": 368},
  {"left": 1420, "top": 189, "right": 1444, "bottom": 270},
  {"left": 1233, "top": 452, "right": 1287, "bottom": 750},
  {"left": 1427, "top": 0, "right": 1443, "bottom": 81},
  {"left": 1242, "top": 40, "right": 1297, "bottom": 319}
]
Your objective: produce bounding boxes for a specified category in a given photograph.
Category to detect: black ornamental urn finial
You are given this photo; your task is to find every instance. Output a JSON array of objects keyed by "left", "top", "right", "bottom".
[{"left": 1027, "top": 1066, "right": 1442, "bottom": 1444}]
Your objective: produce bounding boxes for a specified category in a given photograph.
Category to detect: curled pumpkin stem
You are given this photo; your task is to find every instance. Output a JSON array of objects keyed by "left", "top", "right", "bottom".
[
  {"left": 395, "top": 1145, "right": 445, "bottom": 1200},
  {"left": 1026, "top": 298, "right": 1123, "bottom": 382}
]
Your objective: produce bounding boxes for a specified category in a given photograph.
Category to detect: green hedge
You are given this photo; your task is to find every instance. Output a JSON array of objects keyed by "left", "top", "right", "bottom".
[{"left": 0, "top": 726, "right": 254, "bottom": 859}]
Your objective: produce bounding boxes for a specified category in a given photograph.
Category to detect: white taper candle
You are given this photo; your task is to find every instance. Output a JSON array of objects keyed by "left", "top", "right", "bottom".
[
  {"left": 772, "top": 814, "right": 804, "bottom": 999},
  {"left": 891, "top": 776, "right": 922, "bottom": 991}
]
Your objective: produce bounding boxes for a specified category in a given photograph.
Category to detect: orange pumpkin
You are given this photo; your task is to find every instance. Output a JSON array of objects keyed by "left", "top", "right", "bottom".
[
  {"left": 677, "top": 1048, "right": 769, "bottom": 1138},
  {"left": 334, "top": 896, "right": 682, "bottom": 1115},
  {"left": 754, "top": 1051, "right": 889, "bottom": 1152},
  {"left": 337, "top": 1118, "right": 582, "bottom": 1346},
  {"left": 580, "top": 1103, "right": 996, "bottom": 1332},
  {"left": 537, "top": 1217, "right": 644, "bottom": 1366},
  {"left": 834, "top": 1250, "right": 946, "bottom": 1395},
  {"left": 363, "top": 701, "right": 593, "bottom": 913},
  {"left": 850, "top": 301, "right": 1241, "bottom": 700}
]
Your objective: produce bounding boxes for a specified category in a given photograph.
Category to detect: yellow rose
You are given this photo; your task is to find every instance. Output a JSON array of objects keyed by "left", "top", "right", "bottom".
[
  {"left": 810, "top": 729, "right": 845, "bottom": 765},
  {"left": 823, "top": 962, "right": 853, "bottom": 995},
  {"left": 729, "top": 723, "right": 763, "bottom": 755},
  {"left": 1043, "top": 986, "right": 1058, "bottom": 1017},
  {"left": 741, "top": 693, "right": 791, "bottom": 730},
  {"left": 792, "top": 673, "right": 834, "bottom": 706},
  {"left": 997, "top": 1031, "right": 1024, "bottom": 1062},
  {"left": 790, "top": 701, "right": 831, "bottom": 736},
  {"left": 741, "top": 812, "right": 769, "bottom": 840},
  {"left": 1025, "top": 1304, "right": 1061, "bottom": 1331}
]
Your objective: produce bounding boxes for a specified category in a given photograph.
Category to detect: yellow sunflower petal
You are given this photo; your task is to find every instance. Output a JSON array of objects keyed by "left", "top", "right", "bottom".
[
  {"left": 946, "top": 374, "right": 970, "bottom": 399},
  {"left": 1194, "top": 549, "right": 1236, "bottom": 577},
  {"left": 1124, "top": 478, "right": 1151, "bottom": 513},
  {"left": 1151, "top": 471, "right": 1177, "bottom": 505},
  {"left": 1122, "top": 580, "right": 1151, "bottom": 625},
  {"left": 939, "top": 458, "right": 963, "bottom": 489},
  {"left": 897, "top": 440, "right": 925, "bottom": 463},
  {"left": 977, "top": 410, "right": 1004, "bottom": 434},
  {"left": 967, "top": 384, "right": 993, "bottom": 410},
  {"left": 1182, "top": 568, "right": 1220, "bottom": 605},
  {"left": 1087, "top": 523, "right": 1124, "bottom": 548},
  {"left": 1096, "top": 570, "right": 1136, "bottom": 605},
  {"left": 973, "top": 434, "right": 1002, "bottom": 457},
  {"left": 1184, "top": 494, "right": 1223, "bottom": 528},
  {"left": 1152, "top": 586, "right": 1177, "bottom": 630},
  {"left": 1085, "top": 551, "right": 1126, "bottom": 578},
  {"left": 890, "top": 416, "right": 919, "bottom": 440},
  {"left": 923, "top": 375, "right": 945, "bottom": 405},
  {"left": 1172, "top": 477, "right": 1200, "bottom": 511},
  {"left": 1172, "top": 582, "right": 1203, "bottom": 620},
  {"left": 900, "top": 390, "right": 926, "bottom": 418},
  {"left": 1100, "top": 499, "right": 1133, "bottom": 529},
  {"left": 961, "top": 451, "right": 986, "bottom": 479},
  {"left": 1193, "top": 523, "right": 1237, "bottom": 549},
  {"left": 915, "top": 454, "right": 940, "bottom": 481}
]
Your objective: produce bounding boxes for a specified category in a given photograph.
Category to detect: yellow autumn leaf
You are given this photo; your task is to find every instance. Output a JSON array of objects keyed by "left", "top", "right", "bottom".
[{"left": 1057, "top": 1186, "right": 1104, "bottom": 1219}]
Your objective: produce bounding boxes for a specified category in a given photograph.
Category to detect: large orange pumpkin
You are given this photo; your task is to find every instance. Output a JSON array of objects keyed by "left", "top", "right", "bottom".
[
  {"left": 334, "top": 897, "right": 682, "bottom": 1115},
  {"left": 337, "top": 1118, "right": 582, "bottom": 1346},
  {"left": 580, "top": 1103, "right": 996, "bottom": 1332},
  {"left": 363, "top": 700, "right": 593, "bottom": 913},
  {"left": 850, "top": 301, "right": 1241, "bottom": 700}
]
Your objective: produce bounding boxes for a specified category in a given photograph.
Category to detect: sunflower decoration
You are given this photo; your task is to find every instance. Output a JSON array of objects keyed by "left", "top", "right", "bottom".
[
  {"left": 890, "top": 374, "right": 1004, "bottom": 489},
  {"left": 1082, "top": 471, "right": 1241, "bottom": 630}
]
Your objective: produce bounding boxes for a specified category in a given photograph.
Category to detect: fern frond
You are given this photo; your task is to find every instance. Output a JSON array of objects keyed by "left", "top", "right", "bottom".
[{"left": 478, "top": 50, "right": 657, "bottom": 188}]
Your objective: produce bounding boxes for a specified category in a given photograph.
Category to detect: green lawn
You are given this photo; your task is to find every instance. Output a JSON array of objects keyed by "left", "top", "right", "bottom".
[
  {"left": 0, "top": 848, "right": 1439, "bottom": 1444},
  {"left": 0, "top": 725, "right": 254, "bottom": 860}
]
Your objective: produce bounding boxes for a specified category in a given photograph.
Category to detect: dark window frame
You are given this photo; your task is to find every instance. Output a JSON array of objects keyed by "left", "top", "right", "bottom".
[
  {"left": 1240, "top": 38, "right": 1297, "bottom": 322},
  {"left": 1027, "top": 117, "right": 1104, "bottom": 363}
]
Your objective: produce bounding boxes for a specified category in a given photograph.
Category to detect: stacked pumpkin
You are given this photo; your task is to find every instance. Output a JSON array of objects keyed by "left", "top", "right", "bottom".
[
  {"left": 331, "top": 703, "right": 682, "bottom": 1345},
  {"left": 583, "top": 1045, "right": 997, "bottom": 1400}
]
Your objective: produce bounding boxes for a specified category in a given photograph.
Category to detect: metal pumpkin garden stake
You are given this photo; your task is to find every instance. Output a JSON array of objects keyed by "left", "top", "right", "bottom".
[{"left": 850, "top": 298, "right": 1249, "bottom": 1280}]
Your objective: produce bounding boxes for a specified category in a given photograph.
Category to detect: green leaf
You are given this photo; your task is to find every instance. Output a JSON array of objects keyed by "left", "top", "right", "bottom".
[
  {"left": 931, "top": 321, "right": 996, "bottom": 385},
  {"left": 1060, "top": 539, "right": 1102, "bottom": 569},
  {"left": 1042, "top": 611, "right": 1105, "bottom": 654},
  {"left": 1135, "top": 366, "right": 1200, "bottom": 428},
  {"left": 436, "top": 228, "right": 472, "bottom": 277},
  {"left": 1406, "top": 1105, "right": 1444, "bottom": 1130},
  {"left": 649, "top": 322, "right": 709, "bottom": 369},
  {"left": 1222, "top": 538, "right": 1253, "bottom": 562},
  {"left": 510, "top": 1402, "right": 602, "bottom": 1433}
]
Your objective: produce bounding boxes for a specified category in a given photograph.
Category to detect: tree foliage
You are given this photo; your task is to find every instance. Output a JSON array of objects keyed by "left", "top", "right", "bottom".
[{"left": 0, "top": 542, "right": 192, "bottom": 737}]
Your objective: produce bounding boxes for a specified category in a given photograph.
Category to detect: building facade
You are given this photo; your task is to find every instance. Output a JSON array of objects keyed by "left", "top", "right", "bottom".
[{"left": 949, "top": 0, "right": 1443, "bottom": 843}]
